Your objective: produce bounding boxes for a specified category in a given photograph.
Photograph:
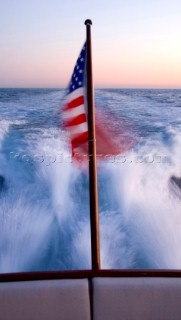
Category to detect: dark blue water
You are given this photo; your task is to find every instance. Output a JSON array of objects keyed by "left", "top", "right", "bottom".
[{"left": 0, "top": 88, "right": 180, "bottom": 272}]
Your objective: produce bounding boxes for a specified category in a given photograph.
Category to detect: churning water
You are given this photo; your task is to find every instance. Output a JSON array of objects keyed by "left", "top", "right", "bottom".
[{"left": 0, "top": 88, "right": 180, "bottom": 272}]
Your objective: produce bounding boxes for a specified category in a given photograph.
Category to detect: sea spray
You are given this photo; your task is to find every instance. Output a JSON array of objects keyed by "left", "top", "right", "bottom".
[
  {"left": 110, "top": 132, "right": 181, "bottom": 269},
  {"left": 0, "top": 194, "right": 53, "bottom": 273},
  {"left": 0, "top": 88, "right": 180, "bottom": 272}
]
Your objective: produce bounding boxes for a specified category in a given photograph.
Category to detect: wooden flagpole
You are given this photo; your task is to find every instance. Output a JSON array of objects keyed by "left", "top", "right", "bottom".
[{"left": 85, "top": 19, "right": 101, "bottom": 270}]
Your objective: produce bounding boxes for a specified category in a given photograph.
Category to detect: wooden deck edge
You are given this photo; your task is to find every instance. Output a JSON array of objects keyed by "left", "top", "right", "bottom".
[{"left": 1, "top": 269, "right": 181, "bottom": 282}]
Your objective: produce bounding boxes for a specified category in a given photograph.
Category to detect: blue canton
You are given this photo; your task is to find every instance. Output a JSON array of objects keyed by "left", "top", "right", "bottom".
[{"left": 68, "top": 42, "right": 86, "bottom": 94}]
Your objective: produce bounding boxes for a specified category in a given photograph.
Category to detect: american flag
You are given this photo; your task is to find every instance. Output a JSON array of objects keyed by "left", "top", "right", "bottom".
[
  {"left": 63, "top": 43, "right": 88, "bottom": 156},
  {"left": 63, "top": 42, "right": 134, "bottom": 161}
]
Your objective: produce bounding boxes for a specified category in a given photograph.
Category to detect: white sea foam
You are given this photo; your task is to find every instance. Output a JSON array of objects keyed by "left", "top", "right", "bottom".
[
  {"left": 0, "top": 120, "right": 12, "bottom": 149},
  {"left": 25, "top": 124, "right": 181, "bottom": 269},
  {"left": 100, "top": 210, "right": 135, "bottom": 269},
  {"left": 107, "top": 131, "right": 181, "bottom": 269},
  {"left": 73, "top": 220, "right": 91, "bottom": 269},
  {"left": 0, "top": 195, "right": 53, "bottom": 273},
  {"left": 0, "top": 88, "right": 180, "bottom": 271},
  {"left": 0, "top": 119, "right": 27, "bottom": 149},
  {"left": 34, "top": 129, "right": 77, "bottom": 223}
]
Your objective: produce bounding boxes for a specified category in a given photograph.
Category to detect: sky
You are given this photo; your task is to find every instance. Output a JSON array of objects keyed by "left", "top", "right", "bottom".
[{"left": 1, "top": 0, "right": 181, "bottom": 88}]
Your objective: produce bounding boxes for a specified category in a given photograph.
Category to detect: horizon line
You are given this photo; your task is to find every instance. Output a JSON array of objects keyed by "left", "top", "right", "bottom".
[{"left": 0, "top": 86, "right": 181, "bottom": 90}]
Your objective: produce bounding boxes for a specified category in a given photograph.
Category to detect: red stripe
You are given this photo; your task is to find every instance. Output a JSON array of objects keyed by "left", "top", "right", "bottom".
[
  {"left": 65, "top": 114, "right": 87, "bottom": 127},
  {"left": 72, "top": 131, "right": 88, "bottom": 147},
  {"left": 64, "top": 96, "right": 84, "bottom": 110}
]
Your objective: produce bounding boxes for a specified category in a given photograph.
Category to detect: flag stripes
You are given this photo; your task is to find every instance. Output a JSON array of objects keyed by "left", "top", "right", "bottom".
[{"left": 63, "top": 87, "right": 88, "bottom": 151}]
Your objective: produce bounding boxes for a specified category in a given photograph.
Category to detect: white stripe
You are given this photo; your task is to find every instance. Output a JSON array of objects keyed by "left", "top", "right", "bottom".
[
  {"left": 66, "top": 87, "right": 84, "bottom": 103},
  {"left": 63, "top": 104, "right": 85, "bottom": 120},
  {"left": 68, "top": 122, "right": 88, "bottom": 136}
]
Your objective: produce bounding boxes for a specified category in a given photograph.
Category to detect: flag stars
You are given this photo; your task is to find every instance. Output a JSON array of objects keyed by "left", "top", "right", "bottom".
[{"left": 68, "top": 43, "right": 86, "bottom": 94}]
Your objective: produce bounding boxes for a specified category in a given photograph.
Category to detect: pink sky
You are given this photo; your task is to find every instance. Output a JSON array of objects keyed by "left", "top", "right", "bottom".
[{"left": 1, "top": 0, "right": 181, "bottom": 88}]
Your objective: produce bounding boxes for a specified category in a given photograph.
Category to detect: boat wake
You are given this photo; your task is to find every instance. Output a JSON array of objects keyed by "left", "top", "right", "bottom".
[{"left": 0, "top": 89, "right": 180, "bottom": 272}]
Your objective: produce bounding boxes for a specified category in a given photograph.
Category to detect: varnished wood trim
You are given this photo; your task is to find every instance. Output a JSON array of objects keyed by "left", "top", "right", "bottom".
[{"left": 1, "top": 269, "right": 181, "bottom": 283}]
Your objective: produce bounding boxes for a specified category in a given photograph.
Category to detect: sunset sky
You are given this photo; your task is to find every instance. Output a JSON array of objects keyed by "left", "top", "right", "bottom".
[{"left": 1, "top": 0, "right": 181, "bottom": 88}]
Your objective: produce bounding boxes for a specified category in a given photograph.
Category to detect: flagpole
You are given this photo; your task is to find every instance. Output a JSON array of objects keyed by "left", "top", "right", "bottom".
[{"left": 85, "top": 19, "right": 101, "bottom": 270}]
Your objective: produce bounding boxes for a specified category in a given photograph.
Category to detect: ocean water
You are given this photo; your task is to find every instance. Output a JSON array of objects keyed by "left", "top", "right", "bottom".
[{"left": 0, "top": 88, "right": 180, "bottom": 273}]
